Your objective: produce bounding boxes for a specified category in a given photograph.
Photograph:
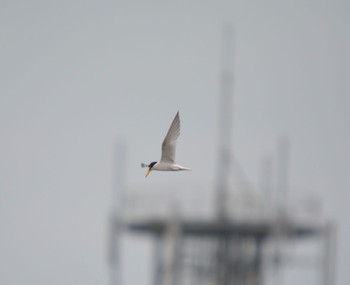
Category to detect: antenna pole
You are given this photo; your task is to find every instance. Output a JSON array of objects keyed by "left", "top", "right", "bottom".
[{"left": 215, "top": 24, "right": 234, "bottom": 221}]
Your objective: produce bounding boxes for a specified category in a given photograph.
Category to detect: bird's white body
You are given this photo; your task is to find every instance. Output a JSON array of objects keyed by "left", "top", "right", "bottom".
[
  {"left": 152, "top": 161, "right": 191, "bottom": 171},
  {"left": 142, "top": 111, "right": 191, "bottom": 177}
]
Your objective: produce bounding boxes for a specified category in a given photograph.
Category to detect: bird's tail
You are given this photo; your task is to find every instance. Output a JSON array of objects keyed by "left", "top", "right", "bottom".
[{"left": 141, "top": 162, "right": 148, "bottom": 168}]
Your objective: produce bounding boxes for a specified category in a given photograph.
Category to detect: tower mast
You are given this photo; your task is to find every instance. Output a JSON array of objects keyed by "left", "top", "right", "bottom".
[{"left": 216, "top": 25, "right": 234, "bottom": 221}]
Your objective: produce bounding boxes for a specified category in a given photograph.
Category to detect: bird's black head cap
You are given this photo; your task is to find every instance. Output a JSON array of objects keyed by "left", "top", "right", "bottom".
[{"left": 149, "top": 161, "right": 157, "bottom": 169}]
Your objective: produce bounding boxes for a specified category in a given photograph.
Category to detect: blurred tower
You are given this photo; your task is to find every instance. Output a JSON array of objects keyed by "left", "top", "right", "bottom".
[{"left": 108, "top": 27, "right": 336, "bottom": 285}]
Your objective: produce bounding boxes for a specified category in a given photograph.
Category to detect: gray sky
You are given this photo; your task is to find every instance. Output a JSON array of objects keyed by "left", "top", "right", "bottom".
[{"left": 1, "top": 0, "right": 349, "bottom": 285}]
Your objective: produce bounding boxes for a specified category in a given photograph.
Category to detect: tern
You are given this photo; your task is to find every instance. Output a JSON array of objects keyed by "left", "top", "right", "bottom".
[{"left": 141, "top": 111, "right": 191, "bottom": 177}]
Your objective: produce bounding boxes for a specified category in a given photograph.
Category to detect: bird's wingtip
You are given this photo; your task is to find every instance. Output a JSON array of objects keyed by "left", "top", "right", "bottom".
[
  {"left": 181, "top": 167, "right": 191, "bottom": 171},
  {"left": 141, "top": 162, "right": 148, "bottom": 168}
]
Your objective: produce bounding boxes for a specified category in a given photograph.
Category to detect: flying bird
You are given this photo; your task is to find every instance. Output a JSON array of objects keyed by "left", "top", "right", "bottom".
[{"left": 141, "top": 111, "right": 191, "bottom": 177}]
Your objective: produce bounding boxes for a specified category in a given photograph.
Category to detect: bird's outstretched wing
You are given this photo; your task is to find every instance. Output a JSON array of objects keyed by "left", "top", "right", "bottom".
[{"left": 160, "top": 112, "right": 180, "bottom": 163}]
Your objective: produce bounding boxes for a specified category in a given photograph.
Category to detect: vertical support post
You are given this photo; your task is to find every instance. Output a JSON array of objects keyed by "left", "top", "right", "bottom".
[
  {"left": 260, "top": 155, "right": 274, "bottom": 213},
  {"left": 216, "top": 234, "right": 231, "bottom": 285},
  {"left": 271, "top": 137, "right": 290, "bottom": 285},
  {"left": 255, "top": 238, "right": 264, "bottom": 285},
  {"left": 154, "top": 206, "right": 182, "bottom": 285},
  {"left": 322, "top": 223, "right": 337, "bottom": 285},
  {"left": 108, "top": 141, "right": 127, "bottom": 285},
  {"left": 276, "top": 137, "right": 289, "bottom": 210},
  {"left": 153, "top": 233, "right": 164, "bottom": 285}
]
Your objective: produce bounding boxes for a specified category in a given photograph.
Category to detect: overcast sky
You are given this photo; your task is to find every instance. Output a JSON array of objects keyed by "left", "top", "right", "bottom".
[{"left": 1, "top": 1, "right": 349, "bottom": 285}]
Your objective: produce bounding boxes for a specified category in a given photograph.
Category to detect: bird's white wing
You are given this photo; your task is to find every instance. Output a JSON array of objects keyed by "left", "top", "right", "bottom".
[{"left": 160, "top": 112, "right": 180, "bottom": 163}]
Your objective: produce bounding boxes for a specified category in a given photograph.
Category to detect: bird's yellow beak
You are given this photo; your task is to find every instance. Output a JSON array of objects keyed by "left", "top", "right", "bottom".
[{"left": 145, "top": 168, "right": 152, "bottom": 177}]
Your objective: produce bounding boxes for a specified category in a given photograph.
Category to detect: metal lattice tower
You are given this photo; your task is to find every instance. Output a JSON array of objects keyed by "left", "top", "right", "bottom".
[{"left": 108, "top": 27, "right": 336, "bottom": 285}]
